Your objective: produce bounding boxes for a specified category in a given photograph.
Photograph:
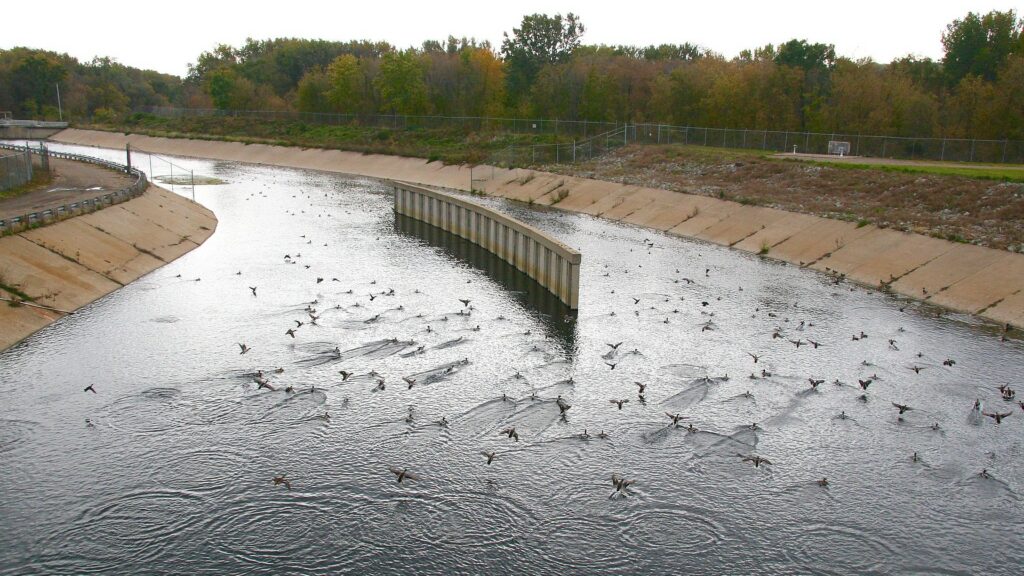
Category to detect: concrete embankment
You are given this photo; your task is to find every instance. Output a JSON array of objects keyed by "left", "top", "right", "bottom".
[
  {"left": 51, "top": 129, "right": 1024, "bottom": 328},
  {"left": 0, "top": 184, "right": 217, "bottom": 350}
]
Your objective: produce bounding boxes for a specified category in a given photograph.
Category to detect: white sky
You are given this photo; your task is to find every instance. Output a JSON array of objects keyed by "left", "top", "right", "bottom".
[{"left": 4, "top": 0, "right": 1018, "bottom": 76}]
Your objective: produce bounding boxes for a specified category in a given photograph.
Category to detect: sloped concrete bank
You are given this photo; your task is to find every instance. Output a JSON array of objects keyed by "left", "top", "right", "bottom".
[
  {"left": 51, "top": 129, "right": 1023, "bottom": 329},
  {"left": 0, "top": 184, "right": 217, "bottom": 350}
]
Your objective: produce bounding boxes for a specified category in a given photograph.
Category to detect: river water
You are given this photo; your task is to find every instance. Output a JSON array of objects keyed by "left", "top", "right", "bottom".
[{"left": 1, "top": 144, "right": 1022, "bottom": 575}]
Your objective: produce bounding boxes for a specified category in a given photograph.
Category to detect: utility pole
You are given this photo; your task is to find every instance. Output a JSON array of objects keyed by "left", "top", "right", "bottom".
[{"left": 56, "top": 83, "right": 63, "bottom": 121}]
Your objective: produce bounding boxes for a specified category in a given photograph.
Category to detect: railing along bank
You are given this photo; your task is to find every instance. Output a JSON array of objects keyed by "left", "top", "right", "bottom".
[
  {"left": 0, "top": 143, "right": 149, "bottom": 233},
  {"left": 391, "top": 181, "right": 581, "bottom": 309}
]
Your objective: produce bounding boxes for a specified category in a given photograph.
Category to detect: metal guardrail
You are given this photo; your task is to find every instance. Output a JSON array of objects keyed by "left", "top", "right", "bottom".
[
  {"left": 0, "top": 143, "right": 148, "bottom": 233},
  {"left": 0, "top": 120, "right": 69, "bottom": 128}
]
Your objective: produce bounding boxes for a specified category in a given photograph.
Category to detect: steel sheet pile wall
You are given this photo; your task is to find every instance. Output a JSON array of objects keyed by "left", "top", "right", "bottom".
[{"left": 392, "top": 181, "right": 580, "bottom": 309}]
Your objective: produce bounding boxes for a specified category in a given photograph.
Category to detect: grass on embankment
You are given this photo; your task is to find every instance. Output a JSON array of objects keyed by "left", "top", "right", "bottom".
[
  {"left": 797, "top": 160, "right": 1024, "bottom": 183},
  {"left": 91, "top": 113, "right": 568, "bottom": 166}
]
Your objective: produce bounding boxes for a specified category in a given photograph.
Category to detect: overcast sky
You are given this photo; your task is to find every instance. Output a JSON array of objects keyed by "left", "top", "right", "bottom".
[{"left": 3, "top": 1, "right": 1017, "bottom": 76}]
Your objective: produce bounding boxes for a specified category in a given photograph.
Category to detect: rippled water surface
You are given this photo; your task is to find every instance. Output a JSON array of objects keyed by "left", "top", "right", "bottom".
[{"left": 1, "top": 144, "right": 1022, "bottom": 575}]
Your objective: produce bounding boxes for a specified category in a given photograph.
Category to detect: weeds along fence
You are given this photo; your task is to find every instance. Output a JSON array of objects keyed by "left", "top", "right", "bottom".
[
  {"left": 0, "top": 143, "right": 148, "bottom": 234},
  {"left": 138, "top": 106, "right": 1024, "bottom": 165},
  {"left": 0, "top": 148, "right": 34, "bottom": 191},
  {"left": 486, "top": 126, "right": 629, "bottom": 168}
]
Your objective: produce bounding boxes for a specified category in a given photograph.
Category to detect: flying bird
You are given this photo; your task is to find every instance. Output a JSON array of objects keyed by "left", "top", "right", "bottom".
[
  {"left": 238, "top": 343, "right": 251, "bottom": 354},
  {"left": 741, "top": 454, "right": 773, "bottom": 468},
  {"left": 272, "top": 475, "right": 291, "bottom": 490},
  {"left": 609, "top": 398, "right": 630, "bottom": 410},
  {"left": 83, "top": 384, "right": 96, "bottom": 394},
  {"left": 892, "top": 402, "right": 912, "bottom": 415},
  {"left": 982, "top": 411, "right": 1011, "bottom": 424},
  {"left": 389, "top": 467, "right": 420, "bottom": 484},
  {"left": 611, "top": 473, "right": 635, "bottom": 496}
]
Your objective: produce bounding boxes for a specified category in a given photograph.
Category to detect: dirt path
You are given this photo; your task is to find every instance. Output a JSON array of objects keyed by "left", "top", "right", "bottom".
[
  {"left": 0, "top": 157, "right": 133, "bottom": 220},
  {"left": 770, "top": 152, "right": 1024, "bottom": 171}
]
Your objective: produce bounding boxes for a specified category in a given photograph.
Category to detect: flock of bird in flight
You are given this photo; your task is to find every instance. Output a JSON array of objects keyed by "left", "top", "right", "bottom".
[{"left": 80, "top": 198, "right": 1021, "bottom": 497}]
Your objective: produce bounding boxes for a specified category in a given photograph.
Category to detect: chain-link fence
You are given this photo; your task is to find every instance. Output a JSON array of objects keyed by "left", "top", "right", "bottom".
[
  {"left": 137, "top": 107, "right": 1024, "bottom": 165},
  {"left": 0, "top": 148, "right": 33, "bottom": 191},
  {"left": 626, "top": 124, "right": 1024, "bottom": 164},
  {"left": 485, "top": 126, "right": 629, "bottom": 168}
]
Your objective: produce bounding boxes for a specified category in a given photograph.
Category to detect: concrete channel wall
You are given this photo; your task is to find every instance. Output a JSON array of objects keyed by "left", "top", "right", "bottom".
[
  {"left": 0, "top": 141, "right": 217, "bottom": 351},
  {"left": 49, "top": 129, "right": 1024, "bottom": 329},
  {"left": 392, "top": 180, "right": 581, "bottom": 308}
]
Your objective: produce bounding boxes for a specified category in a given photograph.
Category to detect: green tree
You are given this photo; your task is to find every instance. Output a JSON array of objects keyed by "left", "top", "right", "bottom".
[
  {"left": 773, "top": 39, "right": 836, "bottom": 129},
  {"left": 501, "top": 13, "right": 585, "bottom": 105},
  {"left": 206, "top": 68, "right": 257, "bottom": 110},
  {"left": 375, "top": 51, "right": 428, "bottom": 114},
  {"left": 942, "top": 10, "right": 1022, "bottom": 83},
  {"left": 10, "top": 54, "right": 66, "bottom": 116},
  {"left": 326, "top": 54, "right": 363, "bottom": 113},
  {"left": 296, "top": 68, "right": 331, "bottom": 112}
]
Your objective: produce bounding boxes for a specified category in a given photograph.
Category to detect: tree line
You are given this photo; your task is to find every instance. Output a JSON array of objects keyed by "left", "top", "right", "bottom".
[{"left": 1, "top": 9, "right": 1022, "bottom": 140}]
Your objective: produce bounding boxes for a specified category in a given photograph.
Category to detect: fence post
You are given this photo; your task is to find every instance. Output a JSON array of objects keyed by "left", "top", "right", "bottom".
[
  {"left": 126, "top": 143, "right": 132, "bottom": 174},
  {"left": 940, "top": 138, "right": 946, "bottom": 161},
  {"left": 1003, "top": 140, "right": 1008, "bottom": 163}
]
